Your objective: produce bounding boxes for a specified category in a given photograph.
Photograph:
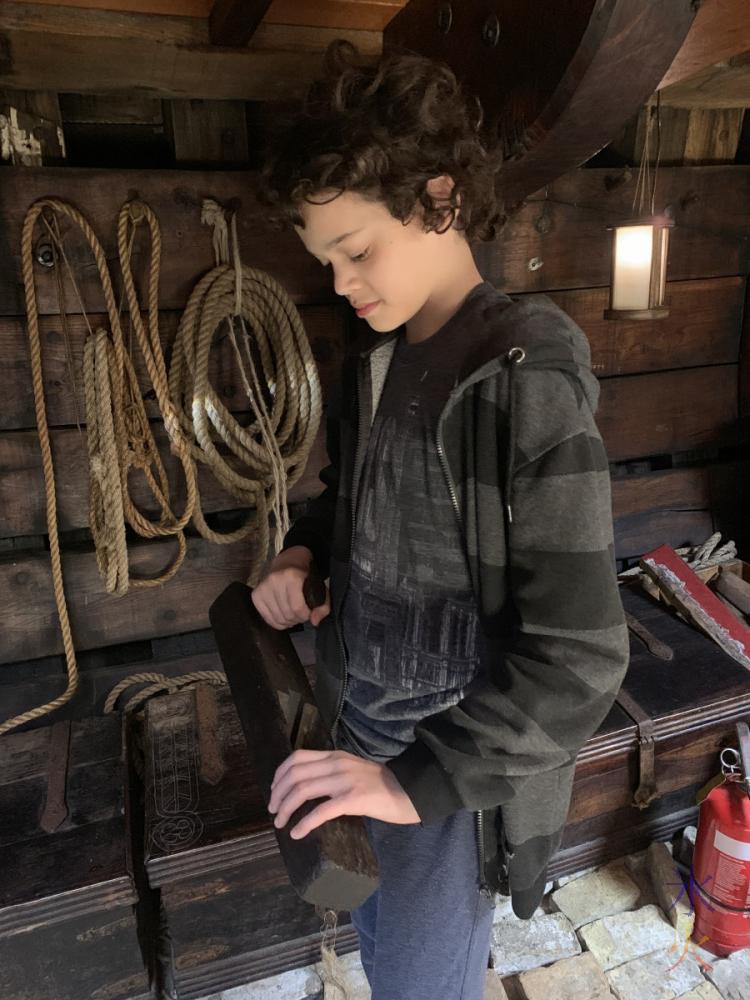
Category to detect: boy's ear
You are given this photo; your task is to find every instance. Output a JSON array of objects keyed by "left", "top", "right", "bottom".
[
  {"left": 425, "top": 174, "right": 457, "bottom": 205},
  {"left": 424, "top": 174, "right": 461, "bottom": 232}
]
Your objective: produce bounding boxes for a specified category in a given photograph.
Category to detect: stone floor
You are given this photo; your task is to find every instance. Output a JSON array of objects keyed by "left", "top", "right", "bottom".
[{"left": 196, "top": 826, "right": 750, "bottom": 1000}]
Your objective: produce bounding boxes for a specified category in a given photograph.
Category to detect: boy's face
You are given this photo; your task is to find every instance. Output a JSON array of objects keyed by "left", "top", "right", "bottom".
[{"left": 293, "top": 182, "right": 462, "bottom": 333}]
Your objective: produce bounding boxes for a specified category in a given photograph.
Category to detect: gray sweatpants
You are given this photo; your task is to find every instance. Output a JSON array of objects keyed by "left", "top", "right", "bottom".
[{"left": 347, "top": 797, "right": 496, "bottom": 999}]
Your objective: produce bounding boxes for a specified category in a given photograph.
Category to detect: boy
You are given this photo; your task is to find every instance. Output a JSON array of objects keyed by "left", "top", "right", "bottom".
[{"left": 252, "top": 40, "right": 630, "bottom": 999}]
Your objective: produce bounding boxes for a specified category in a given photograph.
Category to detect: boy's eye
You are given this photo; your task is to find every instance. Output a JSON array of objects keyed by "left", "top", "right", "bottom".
[{"left": 351, "top": 249, "right": 370, "bottom": 263}]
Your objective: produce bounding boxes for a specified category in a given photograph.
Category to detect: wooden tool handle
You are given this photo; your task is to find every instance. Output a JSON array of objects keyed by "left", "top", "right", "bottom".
[
  {"left": 302, "top": 564, "right": 327, "bottom": 611},
  {"left": 209, "top": 581, "right": 378, "bottom": 911}
]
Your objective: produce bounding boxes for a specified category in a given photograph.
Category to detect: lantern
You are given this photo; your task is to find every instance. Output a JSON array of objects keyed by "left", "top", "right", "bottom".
[{"left": 604, "top": 213, "right": 674, "bottom": 320}]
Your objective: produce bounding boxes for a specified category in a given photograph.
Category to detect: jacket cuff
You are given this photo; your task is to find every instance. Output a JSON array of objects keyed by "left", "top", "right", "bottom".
[
  {"left": 384, "top": 739, "right": 464, "bottom": 825},
  {"left": 280, "top": 524, "right": 331, "bottom": 580}
]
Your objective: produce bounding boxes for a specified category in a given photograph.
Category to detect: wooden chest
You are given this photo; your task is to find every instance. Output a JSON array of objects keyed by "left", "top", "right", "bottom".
[
  {"left": 0, "top": 714, "right": 150, "bottom": 1000},
  {"left": 140, "top": 579, "right": 750, "bottom": 994},
  {"left": 141, "top": 681, "right": 359, "bottom": 999},
  {"left": 552, "top": 579, "right": 750, "bottom": 877}
]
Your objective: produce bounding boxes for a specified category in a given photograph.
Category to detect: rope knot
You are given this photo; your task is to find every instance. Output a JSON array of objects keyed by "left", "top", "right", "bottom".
[{"left": 127, "top": 201, "right": 146, "bottom": 226}]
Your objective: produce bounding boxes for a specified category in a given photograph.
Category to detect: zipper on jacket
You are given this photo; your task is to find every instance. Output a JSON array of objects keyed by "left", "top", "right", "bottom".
[
  {"left": 475, "top": 809, "right": 494, "bottom": 899},
  {"left": 331, "top": 375, "right": 359, "bottom": 744},
  {"left": 436, "top": 422, "right": 493, "bottom": 898}
]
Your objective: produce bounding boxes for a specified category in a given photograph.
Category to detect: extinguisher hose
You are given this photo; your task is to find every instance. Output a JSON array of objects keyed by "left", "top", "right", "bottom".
[{"left": 672, "top": 857, "right": 750, "bottom": 914}]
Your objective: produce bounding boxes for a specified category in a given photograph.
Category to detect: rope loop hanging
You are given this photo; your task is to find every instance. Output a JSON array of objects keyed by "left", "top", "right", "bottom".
[
  {"left": 4, "top": 193, "right": 322, "bottom": 735},
  {"left": 168, "top": 197, "right": 323, "bottom": 586},
  {"left": 3, "top": 197, "right": 196, "bottom": 736}
]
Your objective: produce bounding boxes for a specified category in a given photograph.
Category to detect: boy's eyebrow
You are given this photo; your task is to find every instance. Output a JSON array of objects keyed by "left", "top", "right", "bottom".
[{"left": 325, "top": 228, "right": 363, "bottom": 249}]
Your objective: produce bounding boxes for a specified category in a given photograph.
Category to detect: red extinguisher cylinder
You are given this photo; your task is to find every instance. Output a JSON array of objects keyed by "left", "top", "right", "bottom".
[{"left": 692, "top": 771, "right": 750, "bottom": 955}]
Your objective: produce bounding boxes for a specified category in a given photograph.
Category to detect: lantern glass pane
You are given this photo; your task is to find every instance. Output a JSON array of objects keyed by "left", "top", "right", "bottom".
[{"left": 611, "top": 224, "right": 653, "bottom": 311}]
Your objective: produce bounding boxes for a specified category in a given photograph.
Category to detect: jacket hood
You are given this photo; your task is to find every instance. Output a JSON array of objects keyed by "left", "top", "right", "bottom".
[
  {"left": 487, "top": 292, "right": 600, "bottom": 414},
  {"left": 358, "top": 286, "right": 599, "bottom": 414}
]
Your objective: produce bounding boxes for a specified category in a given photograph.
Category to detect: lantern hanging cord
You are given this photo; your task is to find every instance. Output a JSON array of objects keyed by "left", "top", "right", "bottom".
[{"left": 631, "top": 91, "right": 663, "bottom": 217}]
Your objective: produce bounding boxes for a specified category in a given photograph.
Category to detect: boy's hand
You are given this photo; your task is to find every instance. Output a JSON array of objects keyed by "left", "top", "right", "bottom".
[
  {"left": 251, "top": 546, "right": 331, "bottom": 629},
  {"left": 267, "top": 749, "right": 420, "bottom": 837}
]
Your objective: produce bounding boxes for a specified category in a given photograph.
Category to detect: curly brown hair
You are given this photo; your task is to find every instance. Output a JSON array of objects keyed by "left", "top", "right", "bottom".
[{"left": 255, "top": 39, "right": 506, "bottom": 244}]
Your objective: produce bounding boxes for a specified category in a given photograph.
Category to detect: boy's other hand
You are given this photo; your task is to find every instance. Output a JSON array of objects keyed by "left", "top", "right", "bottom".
[
  {"left": 267, "top": 748, "right": 420, "bottom": 837},
  {"left": 252, "top": 545, "right": 331, "bottom": 629}
]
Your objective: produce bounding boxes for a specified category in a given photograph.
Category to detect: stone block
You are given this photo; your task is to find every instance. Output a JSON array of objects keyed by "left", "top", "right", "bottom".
[
  {"left": 704, "top": 946, "right": 750, "bottom": 1000},
  {"left": 518, "top": 950, "right": 611, "bottom": 1000},
  {"left": 550, "top": 859, "right": 640, "bottom": 929},
  {"left": 679, "top": 983, "right": 726, "bottom": 1000},
  {"left": 493, "top": 893, "right": 542, "bottom": 921},
  {"left": 211, "top": 963, "right": 323, "bottom": 999},
  {"left": 313, "top": 949, "right": 370, "bottom": 1000},
  {"left": 605, "top": 945, "right": 704, "bottom": 1000},
  {"left": 484, "top": 969, "right": 510, "bottom": 999},
  {"left": 490, "top": 910, "right": 581, "bottom": 976},
  {"left": 646, "top": 841, "right": 695, "bottom": 941},
  {"left": 554, "top": 864, "right": 599, "bottom": 889},
  {"left": 577, "top": 904, "right": 676, "bottom": 970}
]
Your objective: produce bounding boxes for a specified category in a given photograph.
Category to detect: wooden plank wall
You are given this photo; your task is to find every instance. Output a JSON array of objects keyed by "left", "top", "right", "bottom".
[{"left": 0, "top": 96, "right": 749, "bottom": 730}]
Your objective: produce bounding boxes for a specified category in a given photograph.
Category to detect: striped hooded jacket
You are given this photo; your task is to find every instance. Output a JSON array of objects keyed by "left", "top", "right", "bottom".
[{"left": 281, "top": 290, "right": 631, "bottom": 918}]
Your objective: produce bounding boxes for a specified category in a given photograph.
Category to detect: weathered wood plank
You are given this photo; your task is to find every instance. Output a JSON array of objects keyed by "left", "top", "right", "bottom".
[
  {"left": 0, "top": 8, "right": 381, "bottom": 100},
  {"left": 3, "top": 166, "right": 749, "bottom": 318},
  {"left": 0, "top": 304, "right": 346, "bottom": 429},
  {"left": 658, "top": 0, "right": 750, "bottom": 90},
  {"left": 209, "top": 0, "right": 273, "bottom": 47},
  {"left": 0, "top": 90, "right": 65, "bottom": 167},
  {"left": 611, "top": 461, "right": 750, "bottom": 565},
  {"left": 545, "top": 275, "right": 744, "bottom": 378},
  {"left": 0, "top": 168, "right": 335, "bottom": 317},
  {"left": 1, "top": 535, "right": 257, "bottom": 663},
  {"left": 683, "top": 108, "right": 745, "bottom": 162},
  {"left": 0, "top": 277, "right": 738, "bottom": 430},
  {"left": 0, "top": 632, "right": 315, "bottom": 735},
  {"left": 59, "top": 93, "right": 163, "bottom": 126},
  {"left": 0, "top": 357, "right": 740, "bottom": 537},
  {"left": 0, "top": 364, "right": 741, "bottom": 661},
  {"left": 614, "top": 509, "right": 715, "bottom": 563},
  {"left": 612, "top": 466, "right": 711, "bottom": 521},
  {"left": 3, "top": 0, "right": 405, "bottom": 31},
  {"left": 165, "top": 99, "right": 249, "bottom": 166},
  {"left": 475, "top": 164, "right": 750, "bottom": 292},
  {"left": 0, "top": 419, "right": 329, "bottom": 537},
  {"left": 597, "top": 365, "right": 739, "bottom": 463},
  {"left": 660, "top": 52, "right": 750, "bottom": 109}
]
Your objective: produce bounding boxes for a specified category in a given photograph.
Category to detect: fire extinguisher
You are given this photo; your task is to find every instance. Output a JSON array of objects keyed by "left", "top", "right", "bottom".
[{"left": 692, "top": 720, "right": 750, "bottom": 956}]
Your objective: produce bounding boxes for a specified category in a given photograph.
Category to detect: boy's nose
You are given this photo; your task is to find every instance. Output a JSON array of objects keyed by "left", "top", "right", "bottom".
[{"left": 332, "top": 264, "right": 359, "bottom": 299}]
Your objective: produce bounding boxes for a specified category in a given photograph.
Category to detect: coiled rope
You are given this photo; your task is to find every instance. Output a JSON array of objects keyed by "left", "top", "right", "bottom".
[
  {"left": 168, "top": 199, "right": 322, "bottom": 584},
  {"left": 4, "top": 196, "right": 321, "bottom": 736},
  {"left": 618, "top": 531, "right": 738, "bottom": 579},
  {"left": 1, "top": 199, "right": 199, "bottom": 739},
  {"left": 103, "top": 669, "right": 227, "bottom": 717}
]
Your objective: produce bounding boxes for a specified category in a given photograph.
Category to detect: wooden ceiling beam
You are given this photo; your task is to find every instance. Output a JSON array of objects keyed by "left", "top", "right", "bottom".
[
  {"left": 384, "top": 0, "right": 699, "bottom": 215},
  {"left": 658, "top": 52, "right": 750, "bottom": 109},
  {"left": 657, "top": 0, "right": 750, "bottom": 90},
  {"left": 3, "top": 0, "right": 406, "bottom": 31},
  {"left": 0, "top": 4, "right": 380, "bottom": 100},
  {"left": 209, "top": 0, "right": 273, "bottom": 47}
]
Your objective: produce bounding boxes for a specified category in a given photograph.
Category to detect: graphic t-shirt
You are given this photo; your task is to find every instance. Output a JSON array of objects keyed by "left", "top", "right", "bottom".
[{"left": 335, "top": 281, "right": 501, "bottom": 761}]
